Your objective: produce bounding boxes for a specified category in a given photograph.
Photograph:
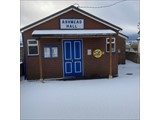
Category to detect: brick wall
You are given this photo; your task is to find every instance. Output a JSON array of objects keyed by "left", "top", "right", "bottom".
[{"left": 126, "top": 52, "right": 140, "bottom": 63}]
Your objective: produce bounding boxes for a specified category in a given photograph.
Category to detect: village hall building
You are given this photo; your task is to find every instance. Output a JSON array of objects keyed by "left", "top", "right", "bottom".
[{"left": 20, "top": 5, "right": 127, "bottom": 80}]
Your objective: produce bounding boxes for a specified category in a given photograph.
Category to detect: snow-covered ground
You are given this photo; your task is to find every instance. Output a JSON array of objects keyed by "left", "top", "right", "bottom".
[{"left": 20, "top": 60, "right": 140, "bottom": 120}]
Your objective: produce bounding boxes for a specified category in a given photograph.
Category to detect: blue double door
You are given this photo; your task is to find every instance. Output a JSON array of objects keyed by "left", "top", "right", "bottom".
[{"left": 63, "top": 40, "right": 83, "bottom": 77}]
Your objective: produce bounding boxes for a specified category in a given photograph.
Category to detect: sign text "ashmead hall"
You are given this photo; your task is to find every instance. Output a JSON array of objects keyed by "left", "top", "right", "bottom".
[{"left": 60, "top": 19, "right": 84, "bottom": 29}]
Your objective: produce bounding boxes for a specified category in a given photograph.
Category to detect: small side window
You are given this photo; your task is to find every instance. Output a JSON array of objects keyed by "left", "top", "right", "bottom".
[
  {"left": 106, "top": 37, "right": 116, "bottom": 53},
  {"left": 27, "top": 39, "right": 38, "bottom": 56}
]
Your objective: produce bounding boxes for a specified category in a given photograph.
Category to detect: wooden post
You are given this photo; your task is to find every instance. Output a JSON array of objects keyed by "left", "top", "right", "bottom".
[
  {"left": 38, "top": 40, "right": 45, "bottom": 83},
  {"left": 109, "top": 36, "right": 113, "bottom": 79}
]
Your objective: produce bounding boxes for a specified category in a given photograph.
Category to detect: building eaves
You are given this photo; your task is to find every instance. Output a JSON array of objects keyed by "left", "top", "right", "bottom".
[{"left": 119, "top": 32, "right": 128, "bottom": 39}]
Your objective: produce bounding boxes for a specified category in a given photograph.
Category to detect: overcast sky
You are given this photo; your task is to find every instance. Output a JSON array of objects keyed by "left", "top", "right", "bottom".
[{"left": 20, "top": 0, "right": 140, "bottom": 35}]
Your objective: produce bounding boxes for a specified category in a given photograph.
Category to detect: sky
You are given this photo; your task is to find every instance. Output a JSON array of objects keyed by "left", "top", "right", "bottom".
[{"left": 20, "top": 0, "right": 140, "bottom": 37}]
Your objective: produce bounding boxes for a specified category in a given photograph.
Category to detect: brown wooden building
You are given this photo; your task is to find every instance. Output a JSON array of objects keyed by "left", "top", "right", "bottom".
[
  {"left": 20, "top": 5, "right": 126, "bottom": 80},
  {"left": 117, "top": 33, "right": 128, "bottom": 64}
]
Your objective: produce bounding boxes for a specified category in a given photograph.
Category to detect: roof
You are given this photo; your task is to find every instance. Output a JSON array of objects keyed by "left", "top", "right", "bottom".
[
  {"left": 32, "top": 29, "right": 116, "bottom": 37},
  {"left": 118, "top": 33, "right": 128, "bottom": 39},
  {"left": 20, "top": 5, "right": 122, "bottom": 32}
]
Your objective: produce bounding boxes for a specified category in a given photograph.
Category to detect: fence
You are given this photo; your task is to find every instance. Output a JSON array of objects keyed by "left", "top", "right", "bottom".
[{"left": 126, "top": 52, "right": 140, "bottom": 63}]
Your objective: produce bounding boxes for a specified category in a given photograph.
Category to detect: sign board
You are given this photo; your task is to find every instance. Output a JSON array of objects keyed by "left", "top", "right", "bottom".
[
  {"left": 93, "top": 49, "right": 104, "bottom": 58},
  {"left": 52, "top": 47, "right": 58, "bottom": 57},
  {"left": 87, "top": 49, "right": 92, "bottom": 55},
  {"left": 60, "top": 19, "right": 84, "bottom": 29}
]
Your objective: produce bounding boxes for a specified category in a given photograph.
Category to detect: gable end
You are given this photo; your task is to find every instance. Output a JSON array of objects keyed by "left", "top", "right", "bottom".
[{"left": 21, "top": 5, "right": 122, "bottom": 32}]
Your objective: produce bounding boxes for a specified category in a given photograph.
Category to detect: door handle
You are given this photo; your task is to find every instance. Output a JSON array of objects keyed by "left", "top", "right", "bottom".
[{"left": 68, "top": 59, "right": 73, "bottom": 62}]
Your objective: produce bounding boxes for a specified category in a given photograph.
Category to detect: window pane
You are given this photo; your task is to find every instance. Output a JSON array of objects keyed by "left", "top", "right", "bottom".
[
  {"left": 29, "top": 46, "right": 38, "bottom": 54},
  {"left": 112, "top": 44, "right": 115, "bottom": 52},
  {"left": 29, "top": 40, "right": 37, "bottom": 44},
  {"left": 112, "top": 38, "right": 115, "bottom": 42},
  {"left": 107, "top": 39, "right": 110, "bottom": 43},
  {"left": 107, "top": 44, "right": 110, "bottom": 51},
  {"left": 44, "top": 47, "right": 50, "bottom": 58},
  {"left": 52, "top": 47, "right": 58, "bottom": 57}
]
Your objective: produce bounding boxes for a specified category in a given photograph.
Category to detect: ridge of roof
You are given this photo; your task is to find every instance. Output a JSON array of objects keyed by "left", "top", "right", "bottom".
[{"left": 20, "top": 5, "right": 122, "bottom": 32}]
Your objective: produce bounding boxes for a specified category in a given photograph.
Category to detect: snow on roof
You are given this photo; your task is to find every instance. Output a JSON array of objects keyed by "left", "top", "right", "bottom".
[
  {"left": 32, "top": 30, "right": 116, "bottom": 36},
  {"left": 118, "top": 33, "right": 128, "bottom": 39}
]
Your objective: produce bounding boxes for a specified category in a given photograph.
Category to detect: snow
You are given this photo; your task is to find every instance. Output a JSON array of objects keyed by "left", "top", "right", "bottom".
[
  {"left": 32, "top": 29, "right": 116, "bottom": 36},
  {"left": 20, "top": 60, "right": 140, "bottom": 120}
]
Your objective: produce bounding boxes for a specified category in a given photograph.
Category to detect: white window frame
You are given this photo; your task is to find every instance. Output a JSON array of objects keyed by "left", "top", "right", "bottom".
[
  {"left": 106, "top": 37, "right": 116, "bottom": 53},
  {"left": 27, "top": 39, "right": 39, "bottom": 56}
]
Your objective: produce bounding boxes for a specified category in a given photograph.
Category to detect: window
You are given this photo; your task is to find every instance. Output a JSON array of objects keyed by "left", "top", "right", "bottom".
[
  {"left": 106, "top": 37, "right": 116, "bottom": 52},
  {"left": 27, "top": 39, "right": 38, "bottom": 56},
  {"left": 44, "top": 47, "right": 58, "bottom": 58}
]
